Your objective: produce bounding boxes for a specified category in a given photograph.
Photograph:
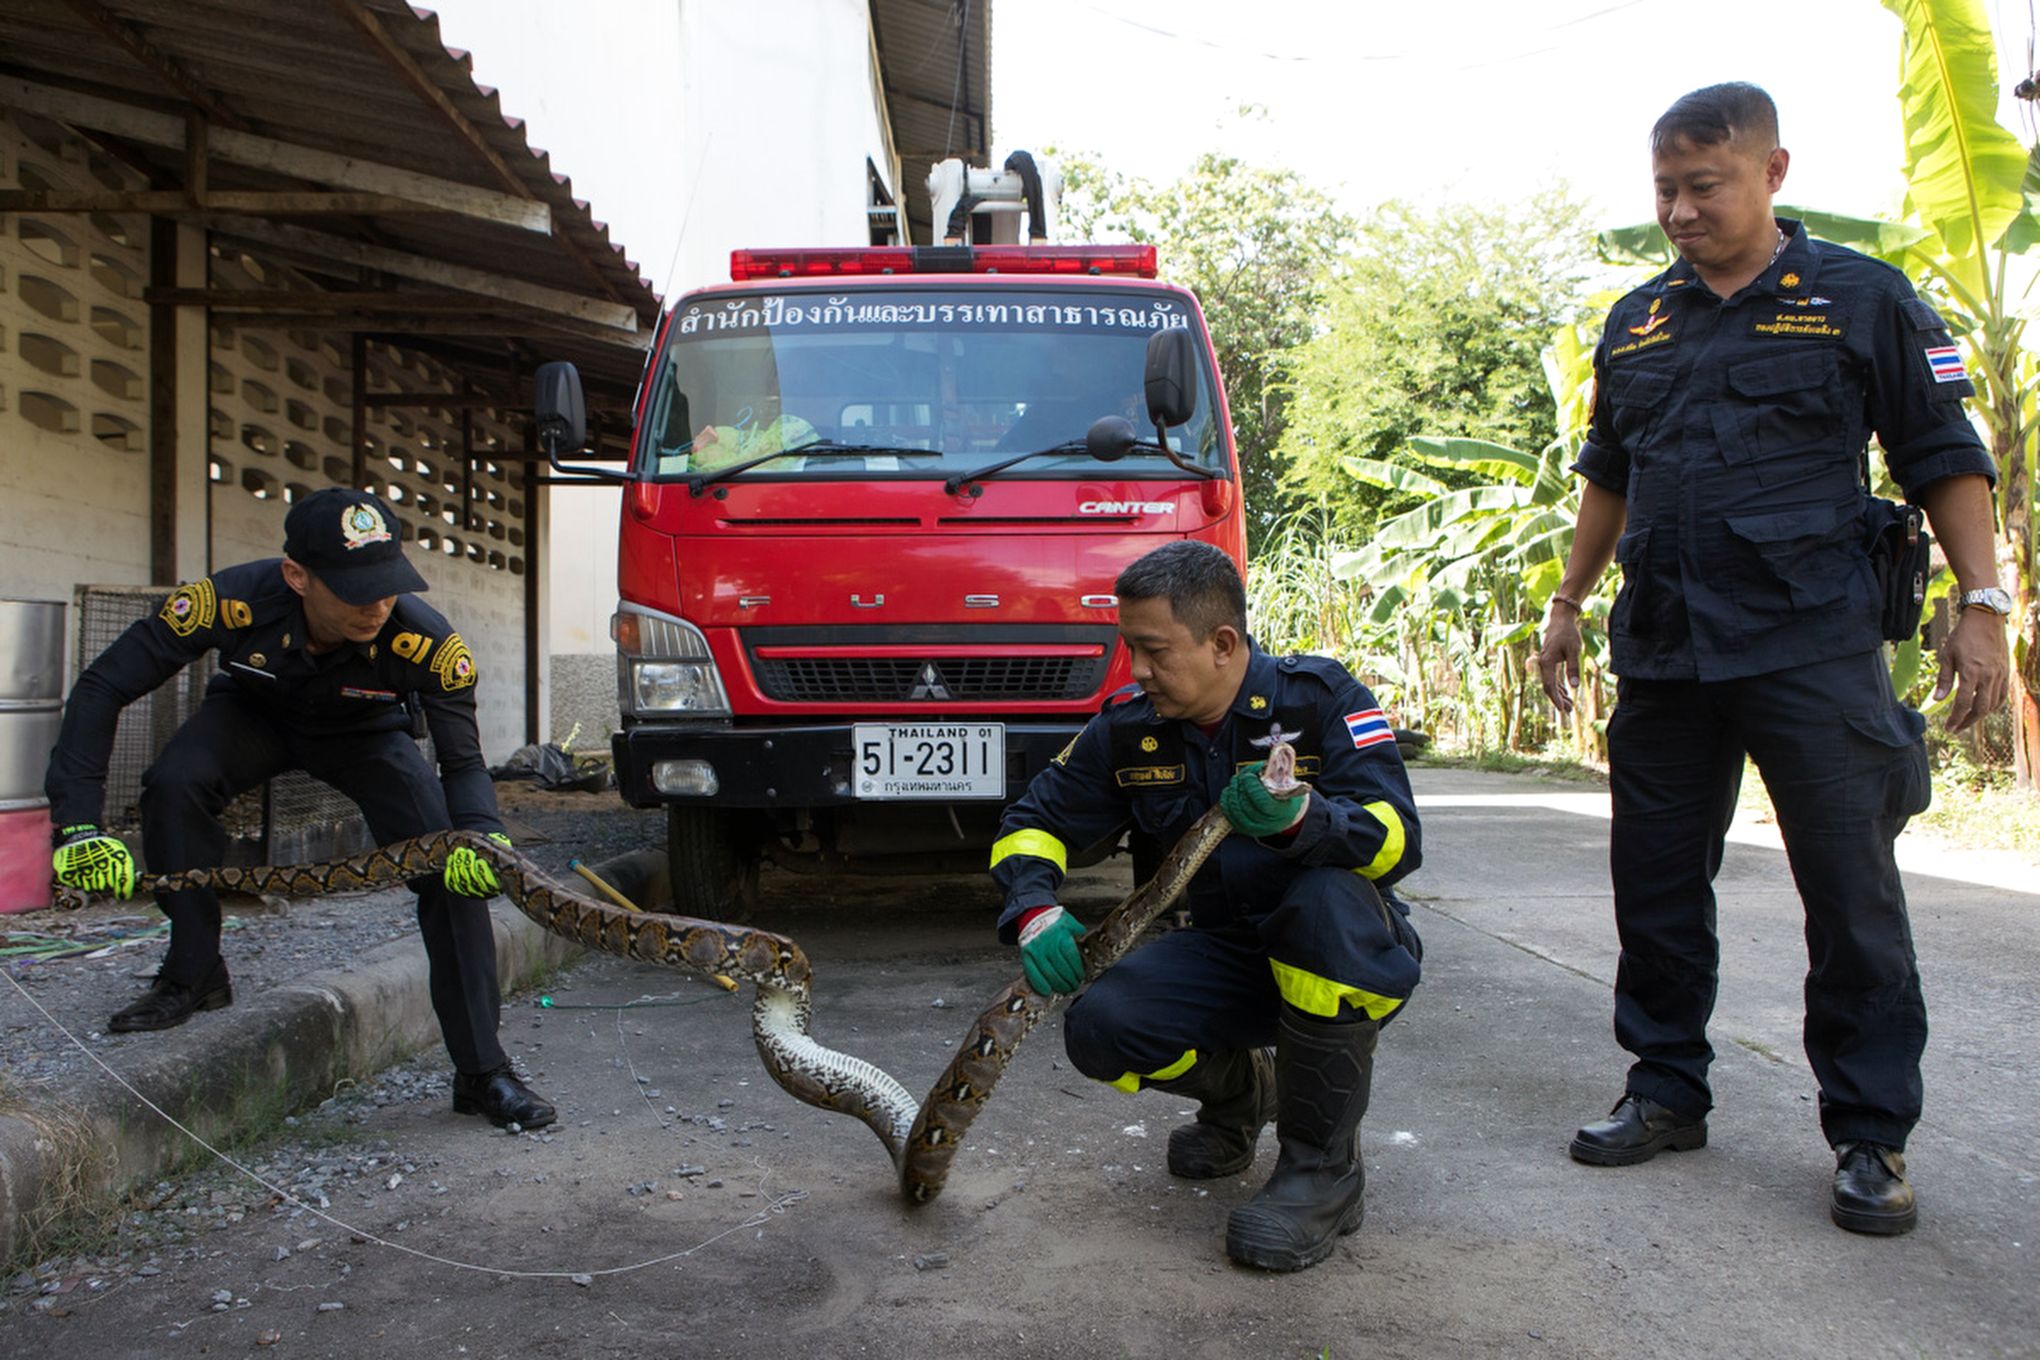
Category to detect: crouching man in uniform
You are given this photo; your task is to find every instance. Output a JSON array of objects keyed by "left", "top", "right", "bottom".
[
  {"left": 990, "top": 540, "right": 1423, "bottom": 1271},
  {"left": 44, "top": 488, "right": 555, "bottom": 1130}
]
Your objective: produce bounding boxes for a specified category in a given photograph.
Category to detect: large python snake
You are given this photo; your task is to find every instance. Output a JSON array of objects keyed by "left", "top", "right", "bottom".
[{"left": 139, "top": 746, "right": 1305, "bottom": 1205}]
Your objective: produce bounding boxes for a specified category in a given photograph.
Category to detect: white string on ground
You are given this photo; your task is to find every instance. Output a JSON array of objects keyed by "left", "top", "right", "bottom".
[{"left": 1, "top": 968, "right": 804, "bottom": 1281}]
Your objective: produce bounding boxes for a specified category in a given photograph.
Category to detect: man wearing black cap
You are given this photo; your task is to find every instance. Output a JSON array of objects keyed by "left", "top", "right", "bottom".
[{"left": 44, "top": 487, "right": 554, "bottom": 1130}]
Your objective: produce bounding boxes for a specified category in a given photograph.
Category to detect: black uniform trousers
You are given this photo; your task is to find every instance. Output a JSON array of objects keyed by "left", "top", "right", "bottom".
[
  {"left": 1064, "top": 866, "right": 1420, "bottom": 1085},
  {"left": 1607, "top": 649, "right": 1931, "bottom": 1149},
  {"left": 138, "top": 690, "right": 508, "bottom": 1075}
]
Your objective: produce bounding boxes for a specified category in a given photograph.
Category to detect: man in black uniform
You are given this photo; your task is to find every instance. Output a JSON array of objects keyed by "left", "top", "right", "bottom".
[
  {"left": 991, "top": 541, "right": 1423, "bottom": 1271},
  {"left": 45, "top": 488, "right": 555, "bottom": 1129},
  {"left": 1537, "top": 84, "right": 2009, "bottom": 1235}
]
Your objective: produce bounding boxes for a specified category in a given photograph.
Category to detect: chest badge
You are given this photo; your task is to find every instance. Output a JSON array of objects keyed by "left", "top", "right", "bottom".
[
  {"left": 1252, "top": 723, "right": 1304, "bottom": 750},
  {"left": 1628, "top": 298, "right": 1669, "bottom": 337}
]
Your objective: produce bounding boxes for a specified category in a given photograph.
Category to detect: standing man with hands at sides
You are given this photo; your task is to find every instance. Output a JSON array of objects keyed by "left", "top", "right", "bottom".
[
  {"left": 1538, "top": 83, "right": 2008, "bottom": 1235},
  {"left": 45, "top": 488, "right": 555, "bottom": 1131},
  {"left": 990, "top": 541, "right": 1424, "bottom": 1271}
]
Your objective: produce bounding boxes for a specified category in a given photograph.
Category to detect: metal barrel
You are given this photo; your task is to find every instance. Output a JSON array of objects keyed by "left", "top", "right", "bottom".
[
  {"left": 1, "top": 599, "right": 64, "bottom": 912},
  {"left": 0, "top": 598, "right": 65, "bottom": 808}
]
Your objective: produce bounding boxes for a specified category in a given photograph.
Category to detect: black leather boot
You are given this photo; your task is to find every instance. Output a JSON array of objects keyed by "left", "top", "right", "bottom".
[
  {"left": 108, "top": 957, "right": 233, "bottom": 1032},
  {"left": 1150, "top": 1047, "right": 1276, "bottom": 1179},
  {"left": 453, "top": 1066, "right": 557, "bottom": 1130},
  {"left": 1569, "top": 1093, "right": 1707, "bottom": 1166},
  {"left": 1225, "top": 1009, "right": 1376, "bottom": 1272},
  {"left": 1831, "top": 1142, "right": 1916, "bottom": 1235}
]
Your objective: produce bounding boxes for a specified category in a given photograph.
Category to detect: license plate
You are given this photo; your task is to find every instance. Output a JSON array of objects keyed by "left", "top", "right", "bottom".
[{"left": 852, "top": 723, "right": 1006, "bottom": 799}]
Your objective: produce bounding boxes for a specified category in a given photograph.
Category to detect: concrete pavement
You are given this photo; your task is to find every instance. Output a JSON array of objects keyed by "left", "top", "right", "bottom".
[{"left": 1, "top": 765, "right": 2036, "bottom": 1357}]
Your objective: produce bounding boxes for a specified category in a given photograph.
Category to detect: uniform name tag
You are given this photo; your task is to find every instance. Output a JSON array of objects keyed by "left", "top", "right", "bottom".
[
  {"left": 1751, "top": 310, "right": 1846, "bottom": 339},
  {"left": 1115, "top": 764, "right": 1186, "bottom": 788},
  {"left": 340, "top": 686, "right": 399, "bottom": 702},
  {"left": 1608, "top": 329, "right": 1674, "bottom": 360}
]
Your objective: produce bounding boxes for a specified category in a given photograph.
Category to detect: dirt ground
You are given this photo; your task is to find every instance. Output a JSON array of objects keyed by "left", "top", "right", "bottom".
[{"left": 2, "top": 772, "right": 2036, "bottom": 1358}]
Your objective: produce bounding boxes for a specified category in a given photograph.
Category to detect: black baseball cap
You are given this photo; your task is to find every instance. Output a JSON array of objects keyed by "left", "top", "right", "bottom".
[{"left": 282, "top": 488, "right": 429, "bottom": 605}]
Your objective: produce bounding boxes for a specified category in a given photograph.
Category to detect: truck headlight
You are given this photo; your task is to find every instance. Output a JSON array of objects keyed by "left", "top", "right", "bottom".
[{"left": 613, "top": 607, "right": 730, "bottom": 717}]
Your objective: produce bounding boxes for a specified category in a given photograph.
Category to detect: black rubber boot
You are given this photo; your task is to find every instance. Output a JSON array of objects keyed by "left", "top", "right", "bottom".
[
  {"left": 1225, "top": 1009, "right": 1377, "bottom": 1272},
  {"left": 1150, "top": 1047, "right": 1276, "bottom": 1179}
]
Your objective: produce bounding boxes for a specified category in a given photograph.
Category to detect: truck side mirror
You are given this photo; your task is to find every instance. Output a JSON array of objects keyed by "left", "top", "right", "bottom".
[
  {"left": 534, "top": 361, "right": 587, "bottom": 456},
  {"left": 1086, "top": 415, "right": 1135, "bottom": 462},
  {"left": 533, "top": 361, "right": 625, "bottom": 482},
  {"left": 1143, "top": 328, "right": 1199, "bottom": 431}
]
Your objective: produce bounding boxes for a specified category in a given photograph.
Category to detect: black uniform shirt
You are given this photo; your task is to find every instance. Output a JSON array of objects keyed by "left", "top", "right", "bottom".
[
  {"left": 1572, "top": 220, "right": 1995, "bottom": 681},
  {"left": 46, "top": 558, "right": 504, "bottom": 836},
  {"left": 989, "top": 644, "right": 1421, "bottom": 940}
]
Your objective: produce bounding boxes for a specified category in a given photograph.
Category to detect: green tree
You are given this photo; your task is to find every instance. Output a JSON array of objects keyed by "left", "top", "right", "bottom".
[
  {"left": 1055, "top": 144, "right": 1356, "bottom": 549},
  {"left": 1276, "top": 192, "right": 1598, "bottom": 542}
]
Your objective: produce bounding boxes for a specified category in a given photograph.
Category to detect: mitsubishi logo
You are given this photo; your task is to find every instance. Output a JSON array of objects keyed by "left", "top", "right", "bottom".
[{"left": 909, "top": 662, "right": 953, "bottom": 702}]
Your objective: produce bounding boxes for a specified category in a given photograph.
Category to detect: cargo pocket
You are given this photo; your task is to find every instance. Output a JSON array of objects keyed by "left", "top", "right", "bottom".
[
  {"left": 1609, "top": 527, "right": 1654, "bottom": 635},
  {"left": 1712, "top": 349, "right": 1850, "bottom": 491},
  {"left": 1724, "top": 502, "right": 1852, "bottom": 614},
  {"left": 1843, "top": 704, "right": 1930, "bottom": 822},
  {"left": 1607, "top": 366, "right": 1675, "bottom": 449}
]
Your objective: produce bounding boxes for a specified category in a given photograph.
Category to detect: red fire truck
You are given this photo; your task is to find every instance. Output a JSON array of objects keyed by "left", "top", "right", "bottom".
[{"left": 535, "top": 156, "right": 1246, "bottom": 915}]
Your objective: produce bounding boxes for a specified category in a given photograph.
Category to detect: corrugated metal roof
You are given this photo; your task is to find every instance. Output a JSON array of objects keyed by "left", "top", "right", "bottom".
[
  {"left": 0, "top": 0, "right": 996, "bottom": 400},
  {"left": 0, "top": 0, "right": 664, "bottom": 405}
]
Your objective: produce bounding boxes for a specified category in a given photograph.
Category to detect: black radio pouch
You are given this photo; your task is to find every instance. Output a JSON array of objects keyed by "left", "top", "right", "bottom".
[{"left": 1863, "top": 497, "right": 1932, "bottom": 642}]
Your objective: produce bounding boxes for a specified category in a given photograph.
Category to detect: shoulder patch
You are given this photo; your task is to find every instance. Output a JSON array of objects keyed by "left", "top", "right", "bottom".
[
  {"left": 389, "top": 630, "right": 435, "bottom": 666},
  {"left": 430, "top": 632, "right": 477, "bottom": 691},
  {"left": 158, "top": 580, "right": 217, "bottom": 637}
]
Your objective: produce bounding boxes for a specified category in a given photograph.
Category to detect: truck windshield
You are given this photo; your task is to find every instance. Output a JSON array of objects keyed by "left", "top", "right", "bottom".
[{"left": 634, "top": 286, "right": 1225, "bottom": 483}]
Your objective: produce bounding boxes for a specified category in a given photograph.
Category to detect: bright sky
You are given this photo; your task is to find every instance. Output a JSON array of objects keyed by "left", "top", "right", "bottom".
[
  {"left": 428, "top": 0, "right": 2040, "bottom": 294},
  {"left": 995, "top": 0, "right": 2034, "bottom": 229}
]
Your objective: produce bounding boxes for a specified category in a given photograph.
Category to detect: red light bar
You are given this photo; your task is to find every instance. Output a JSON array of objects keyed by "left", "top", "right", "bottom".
[{"left": 729, "top": 244, "right": 1158, "bottom": 280}]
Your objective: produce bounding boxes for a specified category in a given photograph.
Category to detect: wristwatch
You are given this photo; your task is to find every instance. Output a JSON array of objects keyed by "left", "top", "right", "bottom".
[{"left": 1957, "top": 587, "right": 2014, "bottom": 616}]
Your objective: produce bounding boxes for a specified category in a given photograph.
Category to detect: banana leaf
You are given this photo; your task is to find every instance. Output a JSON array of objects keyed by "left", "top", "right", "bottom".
[
  {"left": 1338, "top": 456, "right": 1450, "bottom": 497},
  {"left": 1407, "top": 435, "right": 1540, "bottom": 486},
  {"left": 1881, "top": 0, "right": 2026, "bottom": 264}
]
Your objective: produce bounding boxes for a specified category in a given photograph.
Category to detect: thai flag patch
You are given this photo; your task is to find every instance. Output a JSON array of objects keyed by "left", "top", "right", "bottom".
[
  {"left": 1925, "top": 345, "right": 1967, "bottom": 383},
  {"left": 1344, "top": 708, "right": 1396, "bottom": 750}
]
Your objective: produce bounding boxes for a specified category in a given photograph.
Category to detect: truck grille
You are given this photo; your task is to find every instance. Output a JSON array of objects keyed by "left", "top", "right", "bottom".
[{"left": 744, "top": 625, "right": 1117, "bottom": 704}]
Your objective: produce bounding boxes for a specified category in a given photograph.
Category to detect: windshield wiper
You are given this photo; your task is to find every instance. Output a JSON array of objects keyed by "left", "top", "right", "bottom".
[
  {"left": 944, "top": 433, "right": 1216, "bottom": 494},
  {"left": 685, "top": 439, "right": 937, "bottom": 496}
]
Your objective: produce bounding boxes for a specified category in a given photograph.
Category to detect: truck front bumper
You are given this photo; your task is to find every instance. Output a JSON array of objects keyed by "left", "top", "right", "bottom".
[{"left": 611, "top": 721, "right": 1083, "bottom": 809}]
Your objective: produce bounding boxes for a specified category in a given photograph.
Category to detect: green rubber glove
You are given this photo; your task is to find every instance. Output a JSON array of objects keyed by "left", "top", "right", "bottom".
[
  {"left": 1220, "top": 762, "right": 1307, "bottom": 838},
  {"left": 51, "top": 824, "right": 136, "bottom": 899},
  {"left": 1017, "top": 906, "right": 1088, "bottom": 996},
  {"left": 443, "top": 832, "right": 514, "bottom": 898}
]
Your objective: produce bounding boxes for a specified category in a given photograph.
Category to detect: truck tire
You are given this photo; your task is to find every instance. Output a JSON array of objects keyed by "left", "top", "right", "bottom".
[{"left": 666, "top": 806, "right": 760, "bottom": 921}]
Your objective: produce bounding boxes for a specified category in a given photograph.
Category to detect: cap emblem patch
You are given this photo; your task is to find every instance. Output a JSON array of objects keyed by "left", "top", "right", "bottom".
[{"left": 340, "top": 503, "right": 392, "bottom": 551}]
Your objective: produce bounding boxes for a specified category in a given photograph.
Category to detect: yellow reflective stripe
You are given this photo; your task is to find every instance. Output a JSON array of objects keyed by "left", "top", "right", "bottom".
[
  {"left": 1268, "top": 958, "right": 1404, "bottom": 1022},
  {"left": 989, "top": 828, "right": 1068, "bottom": 874},
  {"left": 1355, "top": 800, "right": 1405, "bottom": 880},
  {"left": 1108, "top": 1048, "right": 1199, "bottom": 1093}
]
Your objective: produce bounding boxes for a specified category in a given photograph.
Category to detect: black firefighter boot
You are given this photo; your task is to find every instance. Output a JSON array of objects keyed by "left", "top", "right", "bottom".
[
  {"left": 1225, "top": 1007, "right": 1377, "bottom": 1272},
  {"left": 1150, "top": 1047, "right": 1277, "bottom": 1179}
]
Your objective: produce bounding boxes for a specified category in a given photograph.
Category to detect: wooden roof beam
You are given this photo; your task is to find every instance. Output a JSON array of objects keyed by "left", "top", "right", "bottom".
[
  {"left": 198, "top": 215, "right": 640, "bottom": 333},
  {"left": 0, "top": 74, "right": 551, "bottom": 234}
]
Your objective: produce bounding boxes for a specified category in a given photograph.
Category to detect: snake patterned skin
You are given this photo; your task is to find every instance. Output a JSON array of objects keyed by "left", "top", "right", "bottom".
[{"left": 138, "top": 745, "right": 1305, "bottom": 1206}]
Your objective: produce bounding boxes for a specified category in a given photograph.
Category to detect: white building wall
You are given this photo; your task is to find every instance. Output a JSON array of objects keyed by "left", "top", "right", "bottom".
[
  {"left": 430, "top": 0, "right": 900, "bottom": 742},
  {"left": 1, "top": 106, "right": 532, "bottom": 765}
]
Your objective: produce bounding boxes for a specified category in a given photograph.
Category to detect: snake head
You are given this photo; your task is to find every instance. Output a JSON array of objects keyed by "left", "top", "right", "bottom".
[{"left": 1259, "top": 742, "right": 1306, "bottom": 799}]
